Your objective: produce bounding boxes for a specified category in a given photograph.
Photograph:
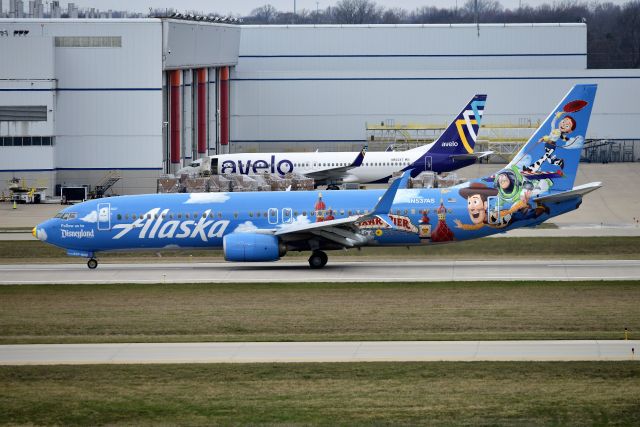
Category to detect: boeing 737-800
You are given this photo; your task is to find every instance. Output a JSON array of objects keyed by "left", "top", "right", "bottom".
[
  {"left": 34, "top": 85, "right": 599, "bottom": 269},
  {"left": 178, "top": 95, "right": 489, "bottom": 185}
]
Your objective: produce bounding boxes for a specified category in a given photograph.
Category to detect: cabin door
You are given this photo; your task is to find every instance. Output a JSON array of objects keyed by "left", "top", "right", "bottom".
[
  {"left": 97, "top": 203, "right": 111, "bottom": 231},
  {"left": 487, "top": 196, "right": 501, "bottom": 225},
  {"left": 424, "top": 156, "right": 432, "bottom": 171},
  {"left": 211, "top": 158, "right": 219, "bottom": 175}
]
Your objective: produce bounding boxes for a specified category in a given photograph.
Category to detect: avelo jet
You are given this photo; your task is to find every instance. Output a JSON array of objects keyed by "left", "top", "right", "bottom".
[
  {"left": 34, "top": 85, "right": 599, "bottom": 269},
  {"left": 178, "top": 94, "right": 489, "bottom": 186}
]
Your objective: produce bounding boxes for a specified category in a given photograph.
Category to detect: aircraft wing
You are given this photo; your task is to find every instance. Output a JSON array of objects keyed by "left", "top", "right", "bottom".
[
  {"left": 534, "top": 181, "right": 602, "bottom": 204},
  {"left": 449, "top": 150, "right": 493, "bottom": 162},
  {"left": 273, "top": 171, "right": 412, "bottom": 247},
  {"left": 304, "top": 145, "right": 367, "bottom": 181}
]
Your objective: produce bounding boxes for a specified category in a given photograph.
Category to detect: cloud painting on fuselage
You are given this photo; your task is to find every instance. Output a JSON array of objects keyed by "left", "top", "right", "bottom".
[
  {"left": 34, "top": 85, "right": 600, "bottom": 269},
  {"left": 180, "top": 94, "right": 488, "bottom": 185}
]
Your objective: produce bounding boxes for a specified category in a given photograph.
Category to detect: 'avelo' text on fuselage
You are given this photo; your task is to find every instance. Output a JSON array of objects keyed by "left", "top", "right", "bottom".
[{"left": 220, "top": 156, "right": 294, "bottom": 175}]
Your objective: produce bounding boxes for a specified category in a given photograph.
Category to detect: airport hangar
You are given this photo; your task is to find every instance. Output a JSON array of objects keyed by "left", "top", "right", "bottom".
[{"left": 0, "top": 19, "right": 639, "bottom": 196}]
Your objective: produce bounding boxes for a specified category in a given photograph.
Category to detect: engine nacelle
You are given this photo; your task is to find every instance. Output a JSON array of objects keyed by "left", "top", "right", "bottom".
[{"left": 223, "top": 233, "right": 286, "bottom": 262}]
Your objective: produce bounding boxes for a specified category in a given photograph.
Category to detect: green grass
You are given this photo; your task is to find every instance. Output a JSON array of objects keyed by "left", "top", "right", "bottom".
[
  {"left": 1, "top": 281, "right": 639, "bottom": 344},
  {"left": 1, "top": 362, "right": 639, "bottom": 425},
  {"left": 1, "top": 236, "right": 640, "bottom": 263}
]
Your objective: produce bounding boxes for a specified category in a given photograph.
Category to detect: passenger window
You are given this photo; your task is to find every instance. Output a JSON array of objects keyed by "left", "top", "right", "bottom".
[
  {"left": 218, "top": 213, "right": 223, "bottom": 218},
  {"left": 132, "top": 214, "right": 137, "bottom": 219},
  {"left": 117, "top": 214, "right": 122, "bottom": 220},
  {"left": 209, "top": 212, "right": 214, "bottom": 218},
  {"left": 177, "top": 214, "right": 182, "bottom": 219},
  {"left": 185, "top": 213, "right": 190, "bottom": 219},
  {"left": 249, "top": 212, "right": 253, "bottom": 217},
  {"left": 234, "top": 212, "right": 238, "bottom": 219}
]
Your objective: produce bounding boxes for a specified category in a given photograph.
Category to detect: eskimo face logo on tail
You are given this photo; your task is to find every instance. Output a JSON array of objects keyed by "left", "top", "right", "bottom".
[
  {"left": 455, "top": 99, "right": 485, "bottom": 154},
  {"left": 112, "top": 208, "right": 229, "bottom": 242}
]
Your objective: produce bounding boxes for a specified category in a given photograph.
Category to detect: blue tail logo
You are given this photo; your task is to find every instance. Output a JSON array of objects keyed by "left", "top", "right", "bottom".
[
  {"left": 508, "top": 84, "right": 597, "bottom": 192},
  {"left": 431, "top": 94, "right": 486, "bottom": 155}
]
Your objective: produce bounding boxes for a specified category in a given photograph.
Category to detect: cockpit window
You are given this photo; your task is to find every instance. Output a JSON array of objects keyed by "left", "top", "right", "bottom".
[
  {"left": 68, "top": 213, "right": 78, "bottom": 220},
  {"left": 61, "top": 213, "right": 70, "bottom": 220},
  {"left": 54, "top": 213, "right": 64, "bottom": 219}
]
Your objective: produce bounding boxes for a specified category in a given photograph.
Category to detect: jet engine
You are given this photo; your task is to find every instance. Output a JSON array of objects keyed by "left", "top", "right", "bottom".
[{"left": 223, "top": 233, "right": 286, "bottom": 262}]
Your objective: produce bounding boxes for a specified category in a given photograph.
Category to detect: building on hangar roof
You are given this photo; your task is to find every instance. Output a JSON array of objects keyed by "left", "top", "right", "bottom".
[{"left": 0, "top": 21, "right": 638, "bottom": 196}]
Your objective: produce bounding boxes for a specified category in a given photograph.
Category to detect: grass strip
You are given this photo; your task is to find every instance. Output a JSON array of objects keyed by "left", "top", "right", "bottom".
[
  {"left": 1, "top": 362, "right": 638, "bottom": 426},
  {"left": 1, "top": 236, "right": 640, "bottom": 263},
  {"left": 1, "top": 281, "right": 638, "bottom": 344}
]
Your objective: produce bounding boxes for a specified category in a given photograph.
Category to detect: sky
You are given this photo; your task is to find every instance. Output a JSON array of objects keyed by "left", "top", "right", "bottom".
[{"left": 38, "top": 0, "right": 633, "bottom": 16}]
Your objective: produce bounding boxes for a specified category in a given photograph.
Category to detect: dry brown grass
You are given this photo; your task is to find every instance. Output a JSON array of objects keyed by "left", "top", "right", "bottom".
[
  {"left": 1, "top": 362, "right": 639, "bottom": 425},
  {"left": 1, "top": 281, "right": 638, "bottom": 343}
]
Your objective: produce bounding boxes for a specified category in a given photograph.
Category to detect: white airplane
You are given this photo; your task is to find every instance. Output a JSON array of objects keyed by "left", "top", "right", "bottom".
[{"left": 179, "top": 95, "right": 489, "bottom": 186}]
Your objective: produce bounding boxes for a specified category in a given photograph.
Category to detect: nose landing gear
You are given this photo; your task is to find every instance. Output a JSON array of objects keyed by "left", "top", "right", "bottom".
[
  {"left": 87, "top": 258, "right": 98, "bottom": 269},
  {"left": 308, "top": 250, "right": 328, "bottom": 269}
]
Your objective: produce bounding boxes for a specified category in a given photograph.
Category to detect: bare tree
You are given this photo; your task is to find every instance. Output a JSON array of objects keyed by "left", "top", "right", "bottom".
[
  {"left": 249, "top": 4, "right": 278, "bottom": 24},
  {"left": 332, "top": 0, "right": 383, "bottom": 24}
]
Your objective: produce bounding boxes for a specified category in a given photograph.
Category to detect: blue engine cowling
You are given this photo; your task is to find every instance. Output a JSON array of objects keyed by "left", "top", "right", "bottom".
[{"left": 223, "top": 233, "right": 286, "bottom": 262}]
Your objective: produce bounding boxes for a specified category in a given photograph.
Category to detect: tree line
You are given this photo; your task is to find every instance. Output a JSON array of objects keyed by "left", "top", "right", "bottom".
[{"left": 241, "top": 0, "right": 640, "bottom": 69}]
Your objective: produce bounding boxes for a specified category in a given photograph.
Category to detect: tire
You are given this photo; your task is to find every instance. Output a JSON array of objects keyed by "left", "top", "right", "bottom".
[
  {"left": 87, "top": 258, "right": 98, "bottom": 269},
  {"left": 308, "top": 250, "right": 328, "bottom": 269}
]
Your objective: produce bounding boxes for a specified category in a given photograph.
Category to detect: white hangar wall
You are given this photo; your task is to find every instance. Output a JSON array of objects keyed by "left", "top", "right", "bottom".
[
  {"left": 0, "top": 18, "right": 240, "bottom": 196},
  {"left": 230, "top": 24, "right": 639, "bottom": 153}
]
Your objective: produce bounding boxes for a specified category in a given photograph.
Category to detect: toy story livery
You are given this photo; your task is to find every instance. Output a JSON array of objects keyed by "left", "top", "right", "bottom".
[{"left": 34, "top": 85, "right": 599, "bottom": 269}]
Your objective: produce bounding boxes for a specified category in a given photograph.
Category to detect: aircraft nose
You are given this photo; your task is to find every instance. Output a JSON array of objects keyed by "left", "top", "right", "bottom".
[{"left": 33, "top": 222, "right": 48, "bottom": 242}]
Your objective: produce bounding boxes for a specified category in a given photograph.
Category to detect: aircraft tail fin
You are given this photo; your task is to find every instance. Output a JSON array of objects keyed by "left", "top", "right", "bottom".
[
  {"left": 505, "top": 84, "right": 597, "bottom": 193},
  {"left": 428, "top": 94, "right": 486, "bottom": 156}
]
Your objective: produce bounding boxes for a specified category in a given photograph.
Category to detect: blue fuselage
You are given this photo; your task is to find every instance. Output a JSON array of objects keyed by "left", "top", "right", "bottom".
[{"left": 35, "top": 187, "right": 577, "bottom": 259}]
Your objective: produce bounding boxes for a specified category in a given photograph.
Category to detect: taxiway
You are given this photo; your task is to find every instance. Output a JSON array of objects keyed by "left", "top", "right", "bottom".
[
  {"left": 0, "top": 259, "right": 638, "bottom": 284},
  {"left": 0, "top": 340, "right": 637, "bottom": 364}
]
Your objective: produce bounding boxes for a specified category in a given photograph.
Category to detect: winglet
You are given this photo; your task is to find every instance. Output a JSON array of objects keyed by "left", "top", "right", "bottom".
[
  {"left": 370, "top": 170, "right": 411, "bottom": 224},
  {"left": 351, "top": 145, "right": 368, "bottom": 167}
]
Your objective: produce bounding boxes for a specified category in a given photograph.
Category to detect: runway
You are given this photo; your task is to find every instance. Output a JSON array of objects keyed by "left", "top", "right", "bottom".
[
  {"left": 1, "top": 340, "right": 637, "bottom": 364},
  {"left": 0, "top": 259, "right": 638, "bottom": 284}
]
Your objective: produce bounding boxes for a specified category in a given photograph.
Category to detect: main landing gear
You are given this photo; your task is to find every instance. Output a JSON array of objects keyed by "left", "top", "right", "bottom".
[
  {"left": 87, "top": 258, "right": 98, "bottom": 269},
  {"left": 308, "top": 250, "right": 328, "bottom": 269}
]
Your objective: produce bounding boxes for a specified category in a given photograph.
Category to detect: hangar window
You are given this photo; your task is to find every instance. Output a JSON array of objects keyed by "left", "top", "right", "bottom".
[
  {"left": 55, "top": 36, "right": 122, "bottom": 48},
  {"left": 0, "top": 106, "right": 47, "bottom": 122}
]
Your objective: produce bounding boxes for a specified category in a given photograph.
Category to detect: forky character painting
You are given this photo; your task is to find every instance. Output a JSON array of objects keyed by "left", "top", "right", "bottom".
[{"left": 523, "top": 99, "right": 588, "bottom": 173}]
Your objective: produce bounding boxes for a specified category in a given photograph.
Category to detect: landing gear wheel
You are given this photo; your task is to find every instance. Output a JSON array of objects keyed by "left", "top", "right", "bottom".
[
  {"left": 87, "top": 258, "right": 98, "bottom": 269},
  {"left": 308, "top": 250, "right": 328, "bottom": 269}
]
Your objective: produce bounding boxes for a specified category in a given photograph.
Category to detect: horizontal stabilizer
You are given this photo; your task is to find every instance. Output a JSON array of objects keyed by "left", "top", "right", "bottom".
[
  {"left": 449, "top": 151, "right": 493, "bottom": 161},
  {"left": 534, "top": 182, "right": 602, "bottom": 204}
]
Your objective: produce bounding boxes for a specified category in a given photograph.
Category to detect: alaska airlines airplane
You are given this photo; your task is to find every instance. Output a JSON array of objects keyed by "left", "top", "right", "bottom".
[
  {"left": 178, "top": 94, "right": 489, "bottom": 185},
  {"left": 34, "top": 85, "right": 599, "bottom": 269}
]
